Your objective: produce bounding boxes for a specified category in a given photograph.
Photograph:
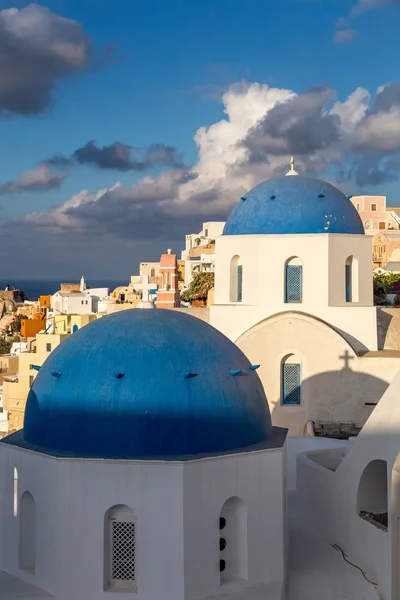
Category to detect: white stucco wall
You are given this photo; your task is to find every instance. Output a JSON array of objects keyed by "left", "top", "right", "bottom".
[
  {"left": 231, "top": 311, "right": 400, "bottom": 435},
  {"left": 295, "top": 369, "right": 400, "bottom": 600},
  {"left": 211, "top": 233, "right": 377, "bottom": 351},
  {"left": 0, "top": 444, "right": 284, "bottom": 600}
]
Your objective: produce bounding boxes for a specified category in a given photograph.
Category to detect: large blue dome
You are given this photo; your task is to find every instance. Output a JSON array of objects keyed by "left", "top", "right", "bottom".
[
  {"left": 223, "top": 175, "right": 364, "bottom": 236},
  {"left": 23, "top": 309, "right": 272, "bottom": 458}
]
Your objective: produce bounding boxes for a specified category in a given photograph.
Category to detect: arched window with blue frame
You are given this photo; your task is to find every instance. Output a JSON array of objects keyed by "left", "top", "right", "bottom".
[
  {"left": 230, "top": 255, "right": 243, "bottom": 303},
  {"left": 285, "top": 257, "right": 303, "bottom": 303},
  {"left": 281, "top": 354, "right": 301, "bottom": 405}
]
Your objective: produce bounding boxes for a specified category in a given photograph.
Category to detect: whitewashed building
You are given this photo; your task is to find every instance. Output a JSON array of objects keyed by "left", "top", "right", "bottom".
[
  {"left": 182, "top": 221, "right": 225, "bottom": 288},
  {"left": 0, "top": 308, "right": 286, "bottom": 600},
  {"left": 210, "top": 161, "right": 400, "bottom": 435}
]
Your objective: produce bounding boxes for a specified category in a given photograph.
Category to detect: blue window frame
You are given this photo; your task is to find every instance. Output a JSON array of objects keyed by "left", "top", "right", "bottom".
[
  {"left": 237, "top": 265, "right": 243, "bottom": 302},
  {"left": 345, "top": 264, "right": 352, "bottom": 302},
  {"left": 282, "top": 363, "right": 301, "bottom": 405},
  {"left": 285, "top": 265, "right": 302, "bottom": 303}
]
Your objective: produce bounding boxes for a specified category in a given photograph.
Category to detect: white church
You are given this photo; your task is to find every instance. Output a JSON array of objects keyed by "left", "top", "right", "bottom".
[
  {"left": 210, "top": 159, "right": 400, "bottom": 436},
  {"left": 1, "top": 163, "right": 400, "bottom": 599}
]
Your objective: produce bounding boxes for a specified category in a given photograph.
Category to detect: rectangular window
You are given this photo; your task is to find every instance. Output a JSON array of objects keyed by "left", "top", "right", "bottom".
[
  {"left": 237, "top": 265, "right": 243, "bottom": 302},
  {"left": 46, "top": 343, "right": 51, "bottom": 352},
  {"left": 282, "top": 364, "right": 301, "bottom": 405},
  {"left": 285, "top": 265, "right": 302, "bottom": 303},
  {"left": 356, "top": 204, "right": 360, "bottom": 211},
  {"left": 379, "top": 222, "right": 385, "bottom": 230},
  {"left": 29, "top": 364, "right": 33, "bottom": 370},
  {"left": 29, "top": 375, "right": 35, "bottom": 388},
  {"left": 371, "top": 204, "right": 377, "bottom": 211}
]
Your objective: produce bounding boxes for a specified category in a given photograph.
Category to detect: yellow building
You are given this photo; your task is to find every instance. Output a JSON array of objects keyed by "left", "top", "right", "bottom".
[
  {"left": 49, "top": 313, "right": 101, "bottom": 334},
  {"left": 0, "top": 355, "right": 18, "bottom": 382},
  {"left": 3, "top": 333, "right": 69, "bottom": 432}
]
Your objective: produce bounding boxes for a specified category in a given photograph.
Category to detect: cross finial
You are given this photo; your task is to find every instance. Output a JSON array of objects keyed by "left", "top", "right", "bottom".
[
  {"left": 286, "top": 156, "right": 299, "bottom": 176},
  {"left": 339, "top": 349, "right": 354, "bottom": 370}
]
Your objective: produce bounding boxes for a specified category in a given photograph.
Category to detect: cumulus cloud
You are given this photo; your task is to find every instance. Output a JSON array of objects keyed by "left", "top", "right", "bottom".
[
  {"left": 7, "top": 79, "right": 400, "bottom": 249},
  {"left": 0, "top": 164, "right": 68, "bottom": 195},
  {"left": 46, "top": 141, "right": 185, "bottom": 171},
  {"left": 0, "top": 3, "right": 118, "bottom": 115},
  {"left": 241, "top": 87, "right": 341, "bottom": 163}
]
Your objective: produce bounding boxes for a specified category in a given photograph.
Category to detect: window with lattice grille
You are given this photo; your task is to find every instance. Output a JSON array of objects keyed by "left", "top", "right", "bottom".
[
  {"left": 285, "top": 265, "right": 302, "bottom": 303},
  {"left": 106, "top": 507, "right": 137, "bottom": 591},
  {"left": 282, "top": 363, "right": 301, "bottom": 405},
  {"left": 237, "top": 265, "right": 243, "bottom": 302}
]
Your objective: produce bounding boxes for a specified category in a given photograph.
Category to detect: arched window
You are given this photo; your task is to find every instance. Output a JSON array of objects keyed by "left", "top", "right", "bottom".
[
  {"left": 345, "top": 256, "right": 359, "bottom": 303},
  {"left": 357, "top": 460, "right": 388, "bottom": 530},
  {"left": 281, "top": 354, "right": 301, "bottom": 405},
  {"left": 104, "top": 505, "right": 137, "bottom": 591},
  {"left": 285, "top": 257, "right": 303, "bottom": 303},
  {"left": 19, "top": 491, "right": 36, "bottom": 572},
  {"left": 365, "top": 220, "right": 372, "bottom": 229},
  {"left": 219, "top": 497, "right": 248, "bottom": 584},
  {"left": 150, "top": 268, "right": 155, "bottom": 278},
  {"left": 13, "top": 468, "right": 18, "bottom": 517},
  {"left": 230, "top": 256, "right": 243, "bottom": 303}
]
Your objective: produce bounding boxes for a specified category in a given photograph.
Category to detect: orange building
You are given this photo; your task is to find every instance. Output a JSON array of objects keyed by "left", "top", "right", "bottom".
[
  {"left": 20, "top": 309, "right": 47, "bottom": 338},
  {"left": 40, "top": 295, "right": 51, "bottom": 308},
  {"left": 156, "top": 249, "right": 180, "bottom": 309}
]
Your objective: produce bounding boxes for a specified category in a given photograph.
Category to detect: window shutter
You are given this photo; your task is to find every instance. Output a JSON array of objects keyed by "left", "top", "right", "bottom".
[
  {"left": 111, "top": 520, "right": 136, "bottom": 585},
  {"left": 237, "top": 265, "right": 243, "bottom": 302},
  {"left": 285, "top": 265, "right": 302, "bottom": 303},
  {"left": 282, "top": 363, "right": 301, "bottom": 405}
]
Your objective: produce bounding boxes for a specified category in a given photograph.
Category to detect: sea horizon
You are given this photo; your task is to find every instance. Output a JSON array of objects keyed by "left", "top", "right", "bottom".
[{"left": 0, "top": 279, "right": 127, "bottom": 300}]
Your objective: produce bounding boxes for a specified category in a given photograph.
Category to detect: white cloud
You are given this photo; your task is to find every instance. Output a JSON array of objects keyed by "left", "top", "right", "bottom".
[
  {"left": 0, "top": 164, "right": 68, "bottom": 195},
  {"left": 20, "top": 80, "right": 400, "bottom": 236}
]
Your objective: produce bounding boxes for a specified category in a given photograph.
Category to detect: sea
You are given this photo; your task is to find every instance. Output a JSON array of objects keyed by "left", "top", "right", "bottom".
[{"left": 0, "top": 280, "right": 125, "bottom": 300}]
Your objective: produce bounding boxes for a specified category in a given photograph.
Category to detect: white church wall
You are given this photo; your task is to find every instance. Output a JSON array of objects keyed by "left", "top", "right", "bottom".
[
  {"left": 212, "top": 233, "right": 377, "bottom": 351},
  {"left": 328, "top": 236, "right": 373, "bottom": 307},
  {"left": 233, "top": 311, "right": 396, "bottom": 435},
  {"left": 284, "top": 437, "right": 349, "bottom": 495},
  {"left": 182, "top": 449, "right": 285, "bottom": 600},
  {"left": 0, "top": 445, "right": 285, "bottom": 600},
  {"left": 296, "top": 368, "right": 400, "bottom": 600},
  {"left": 0, "top": 446, "right": 185, "bottom": 600}
]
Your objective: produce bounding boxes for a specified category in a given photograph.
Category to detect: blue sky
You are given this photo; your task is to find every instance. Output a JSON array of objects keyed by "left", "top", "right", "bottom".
[{"left": 0, "top": 0, "right": 399, "bottom": 278}]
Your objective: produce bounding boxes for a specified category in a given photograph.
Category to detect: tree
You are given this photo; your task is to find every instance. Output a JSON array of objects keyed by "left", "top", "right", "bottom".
[
  {"left": 0, "top": 338, "right": 11, "bottom": 355},
  {"left": 10, "top": 314, "right": 28, "bottom": 334},
  {"left": 373, "top": 272, "right": 400, "bottom": 304},
  {"left": 181, "top": 272, "right": 215, "bottom": 303}
]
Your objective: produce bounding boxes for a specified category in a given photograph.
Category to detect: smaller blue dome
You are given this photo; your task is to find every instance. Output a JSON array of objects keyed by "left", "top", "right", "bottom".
[
  {"left": 23, "top": 309, "right": 272, "bottom": 459},
  {"left": 223, "top": 175, "right": 364, "bottom": 236}
]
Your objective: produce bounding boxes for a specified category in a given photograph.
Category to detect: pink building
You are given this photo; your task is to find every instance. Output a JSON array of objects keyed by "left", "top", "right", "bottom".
[
  {"left": 350, "top": 195, "right": 400, "bottom": 232},
  {"left": 156, "top": 249, "right": 180, "bottom": 309}
]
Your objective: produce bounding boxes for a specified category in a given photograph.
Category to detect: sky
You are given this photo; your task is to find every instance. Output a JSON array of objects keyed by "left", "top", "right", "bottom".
[{"left": 0, "top": 0, "right": 399, "bottom": 280}]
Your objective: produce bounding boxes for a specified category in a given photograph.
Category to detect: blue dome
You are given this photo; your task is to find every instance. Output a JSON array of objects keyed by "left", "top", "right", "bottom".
[
  {"left": 223, "top": 175, "right": 364, "bottom": 236},
  {"left": 24, "top": 309, "right": 272, "bottom": 458}
]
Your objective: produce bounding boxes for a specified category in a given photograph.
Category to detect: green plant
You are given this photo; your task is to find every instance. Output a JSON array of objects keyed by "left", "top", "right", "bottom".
[
  {"left": 10, "top": 314, "right": 28, "bottom": 334},
  {"left": 181, "top": 272, "right": 215, "bottom": 303},
  {"left": 0, "top": 337, "right": 11, "bottom": 355}
]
